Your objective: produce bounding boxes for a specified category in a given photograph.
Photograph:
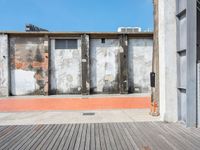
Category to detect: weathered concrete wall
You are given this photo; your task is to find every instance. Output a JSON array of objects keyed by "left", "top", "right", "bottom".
[
  {"left": 158, "top": 0, "right": 178, "bottom": 122},
  {"left": 10, "top": 37, "right": 48, "bottom": 96},
  {"left": 128, "top": 39, "right": 153, "bottom": 93},
  {"left": 90, "top": 39, "right": 120, "bottom": 94},
  {"left": 0, "top": 34, "right": 8, "bottom": 97},
  {"left": 1, "top": 34, "right": 153, "bottom": 96},
  {"left": 50, "top": 39, "right": 82, "bottom": 94}
]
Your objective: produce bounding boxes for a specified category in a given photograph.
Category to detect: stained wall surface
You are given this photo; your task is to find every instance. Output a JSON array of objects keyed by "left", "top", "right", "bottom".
[
  {"left": 0, "top": 33, "right": 153, "bottom": 96},
  {"left": 90, "top": 39, "right": 120, "bottom": 94},
  {"left": 50, "top": 39, "right": 82, "bottom": 94},
  {"left": 128, "top": 39, "right": 153, "bottom": 93},
  {"left": 10, "top": 37, "right": 48, "bottom": 96},
  {"left": 0, "top": 34, "right": 8, "bottom": 97}
]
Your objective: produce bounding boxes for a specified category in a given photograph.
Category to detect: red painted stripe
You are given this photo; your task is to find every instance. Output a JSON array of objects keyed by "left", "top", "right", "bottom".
[{"left": 0, "top": 97, "right": 150, "bottom": 112}]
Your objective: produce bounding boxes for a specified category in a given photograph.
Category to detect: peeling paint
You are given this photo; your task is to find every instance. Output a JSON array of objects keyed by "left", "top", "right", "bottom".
[
  {"left": 10, "top": 37, "right": 48, "bottom": 96},
  {"left": 90, "top": 39, "right": 120, "bottom": 93},
  {"left": 50, "top": 39, "right": 82, "bottom": 94}
]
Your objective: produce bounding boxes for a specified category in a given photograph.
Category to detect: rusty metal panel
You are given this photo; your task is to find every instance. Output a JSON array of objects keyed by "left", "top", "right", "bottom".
[
  {"left": 90, "top": 39, "right": 120, "bottom": 94},
  {"left": 50, "top": 39, "right": 82, "bottom": 94},
  {"left": 128, "top": 39, "right": 153, "bottom": 93},
  {"left": 10, "top": 37, "right": 48, "bottom": 96},
  {"left": 0, "top": 34, "right": 8, "bottom": 97}
]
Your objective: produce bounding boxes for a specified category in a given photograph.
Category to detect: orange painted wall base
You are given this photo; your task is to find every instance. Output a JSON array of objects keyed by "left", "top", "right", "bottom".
[{"left": 0, "top": 97, "right": 150, "bottom": 112}]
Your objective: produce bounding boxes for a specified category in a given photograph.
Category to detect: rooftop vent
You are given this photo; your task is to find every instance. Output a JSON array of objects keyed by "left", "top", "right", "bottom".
[
  {"left": 25, "top": 24, "right": 49, "bottom": 32},
  {"left": 118, "top": 27, "right": 142, "bottom": 33}
]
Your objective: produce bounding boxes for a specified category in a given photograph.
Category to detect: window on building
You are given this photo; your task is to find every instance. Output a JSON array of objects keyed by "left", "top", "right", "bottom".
[
  {"left": 55, "top": 39, "right": 78, "bottom": 49},
  {"left": 101, "top": 38, "right": 105, "bottom": 44}
]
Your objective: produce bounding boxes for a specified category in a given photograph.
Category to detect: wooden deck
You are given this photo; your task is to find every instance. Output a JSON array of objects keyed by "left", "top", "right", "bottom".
[{"left": 0, "top": 122, "right": 200, "bottom": 150}]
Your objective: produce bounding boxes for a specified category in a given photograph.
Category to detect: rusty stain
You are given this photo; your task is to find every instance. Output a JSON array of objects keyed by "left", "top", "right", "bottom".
[{"left": 10, "top": 37, "right": 48, "bottom": 95}]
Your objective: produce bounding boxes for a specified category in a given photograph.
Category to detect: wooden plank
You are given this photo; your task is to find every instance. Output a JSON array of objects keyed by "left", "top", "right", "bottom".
[
  {"left": 120, "top": 123, "right": 139, "bottom": 150},
  {"left": 68, "top": 124, "right": 81, "bottom": 150},
  {"left": 29, "top": 124, "right": 56, "bottom": 150},
  {"left": 62, "top": 124, "right": 76, "bottom": 149},
  {"left": 161, "top": 123, "right": 200, "bottom": 149},
  {"left": 123, "top": 123, "right": 144, "bottom": 149},
  {"left": 74, "top": 124, "right": 84, "bottom": 150},
  {"left": 112, "top": 123, "right": 129, "bottom": 150},
  {"left": 57, "top": 124, "right": 73, "bottom": 150},
  {"left": 151, "top": 122, "right": 190, "bottom": 150},
  {"left": 102, "top": 123, "right": 112, "bottom": 150},
  {"left": 0, "top": 126, "right": 17, "bottom": 141},
  {"left": 37, "top": 124, "right": 60, "bottom": 149},
  {"left": 116, "top": 123, "right": 136, "bottom": 150},
  {"left": 79, "top": 124, "right": 87, "bottom": 150},
  {"left": 0, "top": 126, "right": 9, "bottom": 132},
  {"left": 11, "top": 125, "right": 45, "bottom": 149},
  {"left": 138, "top": 122, "right": 169, "bottom": 150},
  {"left": 31, "top": 124, "right": 58, "bottom": 150},
  {"left": 127, "top": 122, "right": 157, "bottom": 150},
  {"left": 0, "top": 125, "right": 33, "bottom": 150},
  {"left": 131, "top": 122, "right": 161, "bottom": 150},
  {"left": 41, "top": 125, "right": 61, "bottom": 150},
  {"left": 19, "top": 125, "right": 49, "bottom": 150},
  {"left": 8, "top": 125, "right": 43, "bottom": 150},
  {"left": 46, "top": 124, "right": 66, "bottom": 149},
  {"left": 166, "top": 123, "right": 200, "bottom": 146},
  {"left": 146, "top": 122, "right": 182, "bottom": 149},
  {"left": 0, "top": 125, "right": 27, "bottom": 148},
  {"left": 94, "top": 123, "right": 101, "bottom": 150},
  {"left": 108, "top": 123, "right": 124, "bottom": 150},
  {"left": 85, "top": 123, "right": 91, "bottom": 150},
  {"left": 105, "top": 123, "right": 118, "bottom": 150},
  {"left": 98, "top": 123, "right": 107, "bottom": 150},
  {"left": 0, "top": 122, "right": 200, "bottom": 150},
  {"left": 90, "top": 123, "right": 96, "bottom": 150},
  {"left": 52, "top": 124, "right": 69, "bottom": 150}
]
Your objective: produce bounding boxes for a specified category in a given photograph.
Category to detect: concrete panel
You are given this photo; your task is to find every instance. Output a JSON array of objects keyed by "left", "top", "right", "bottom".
[
  {"left": 0, "top": 34, "right": 8, "bottom": 97},
  {"left": 177, "top": 0, "right": 186, "bottom": 12},
  {"left": 50, "top": 39, "right": 82, "bottom": 94},
  {"left": 159, "top": 0, "right": 178, "bottom": 122},
  {"left": 179, "top": 17, "right": 187, "bottom": 50},
  {"left": 197, "top": 63, "right": 200, "bottom": 127},
  {"left": 10, "top": 37, "right": 48, "bottom": 96},
  {"left": 178, "top": 51, "right": 186, "bottom": 88},
  {"left": 178, "top": 90, "right": 187, "bottom": 122},
  {"left": 90, "top": 39, "right": 120, "bottom": 94},
  {"left": 128, "top": 39, "right": 153, "bottom": 93}
]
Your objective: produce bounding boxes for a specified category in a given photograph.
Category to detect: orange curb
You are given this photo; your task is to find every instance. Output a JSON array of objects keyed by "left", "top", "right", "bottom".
[{"left": 0, "top": 97, "right": 150, "bottom": 112}]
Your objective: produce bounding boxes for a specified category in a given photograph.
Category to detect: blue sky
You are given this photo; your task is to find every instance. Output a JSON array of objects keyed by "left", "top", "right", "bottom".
[{"left": 0, "top": 0, "right": 153, "bottom": 32}]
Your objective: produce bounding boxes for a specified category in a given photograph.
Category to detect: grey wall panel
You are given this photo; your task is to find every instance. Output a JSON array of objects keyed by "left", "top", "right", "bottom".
[
  {"left": 179, "top": 17, "right": 187, "bottom": 50},
  {"left": 176, "top": 0, "right": 197, "bottom": 127},
  {"left": 198, "top": 63, "right": 200, "bottom": 127},
  {"left": 177, "top": 0, "right": 187, "bottom": 13},
  {"left": 178, "top": 51, "right": 187, "bottom": 88}
]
